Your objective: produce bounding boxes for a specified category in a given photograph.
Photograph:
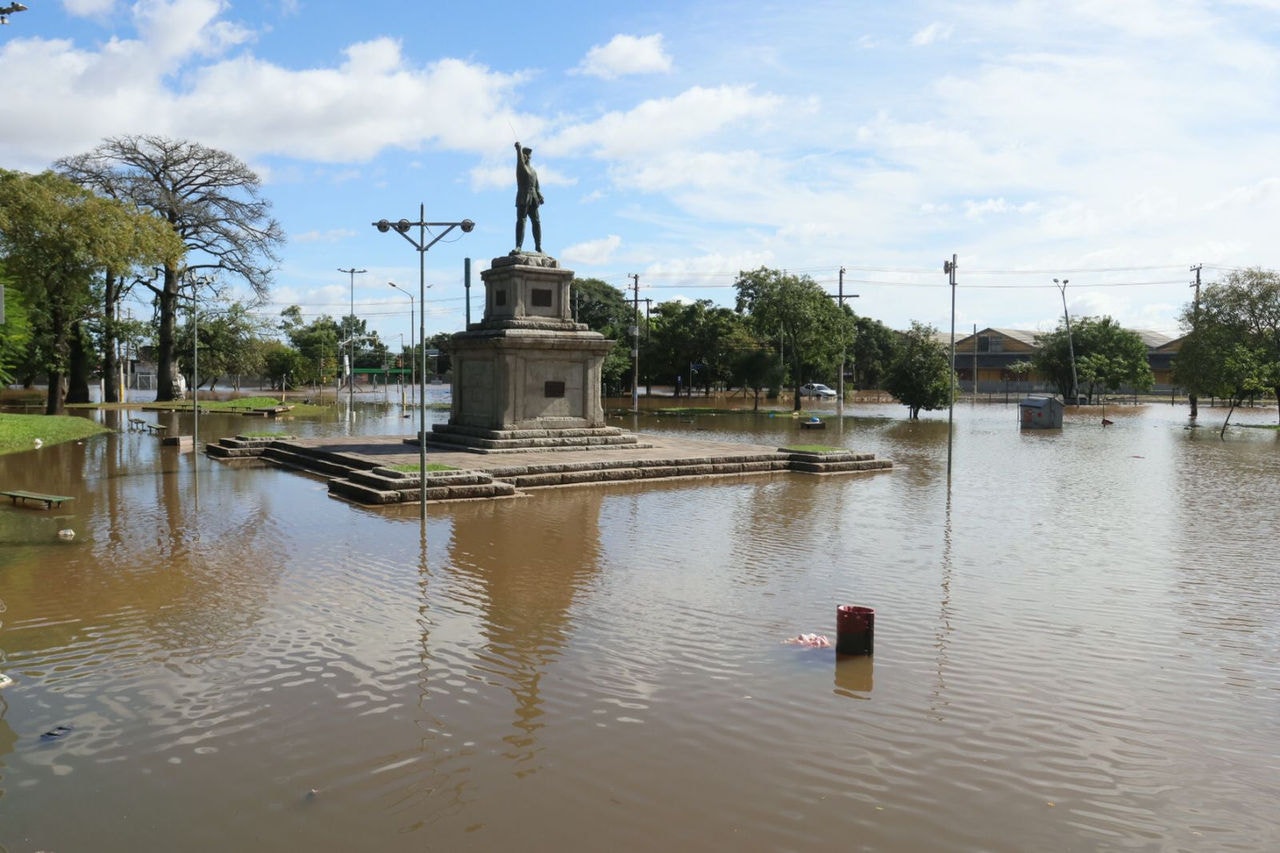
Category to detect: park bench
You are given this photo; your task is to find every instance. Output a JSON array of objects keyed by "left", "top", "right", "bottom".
[
  {"left": 128, "top": 417, "right": 167, "bottom": 436},
  {"left": 1, "top": 489, "right": 75, "bottom": 510}
]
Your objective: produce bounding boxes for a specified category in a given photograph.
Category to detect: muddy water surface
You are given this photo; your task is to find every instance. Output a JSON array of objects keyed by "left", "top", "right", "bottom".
[{"left": 0, "top": 400, "right": 1277, "bottom": 851}]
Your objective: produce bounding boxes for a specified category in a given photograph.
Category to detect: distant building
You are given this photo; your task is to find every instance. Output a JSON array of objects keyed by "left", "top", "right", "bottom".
[{"left": 946, "top": 327, "right": 1183, "bottom": 396}]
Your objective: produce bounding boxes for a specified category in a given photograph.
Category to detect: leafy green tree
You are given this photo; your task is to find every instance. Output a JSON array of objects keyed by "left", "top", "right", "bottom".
[
  {"left": 0, "top": 268, "right": 33, "bottom": 387},
  {"left": 734, "top": 267, "right": 846, "bottom": 411},
  {"left": 0, "top": 170, "right": 181, "bottom": 414},
  {"left": 426, "top": 331, "right": 454, "bottom": 378},
  {"left": 729, "top": 342, "right": 784, "bottom": 410},
  {"left": 1033, "top": 316, "right": 1153, "bottom": 402},
  {"left": 569, "top": 277, "right": 631, "bottom": 393},
  {"left": 57, "top": 135, "right": 284, "bottom": 402},
  {"left": 280, "top": 307, "right": 340, "bottom": 387},
  {"left": 1176, "top": 268, "right": 1280, "bottom": 420},
  {"left": 261, "top": 340, "right": 307, "bottom": 391},
  {"left": 176, "top": 302, "right": 265, "bottom": 390},
  {"left": 884, "top": 321, "right": 956, "bottom": 419},
  {"left": 1175, "top": 268, "right": 1280, "bottom": 431},
  {"left": 851, "top": 316, "right": 900, "bottom": 390}
]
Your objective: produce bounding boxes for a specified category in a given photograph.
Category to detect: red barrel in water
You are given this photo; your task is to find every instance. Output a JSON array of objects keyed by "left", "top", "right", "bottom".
[{"left": 836, "top": 605, "right": 874, "bottom": 656}]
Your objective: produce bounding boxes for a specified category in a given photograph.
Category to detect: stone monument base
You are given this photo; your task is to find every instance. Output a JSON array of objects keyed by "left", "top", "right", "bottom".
[{"left": 425, "top": 423, "right": 649, "bottom": 454}]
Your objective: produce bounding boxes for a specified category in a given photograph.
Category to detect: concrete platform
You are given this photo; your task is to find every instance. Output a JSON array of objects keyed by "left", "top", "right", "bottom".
[{"left": 207, "top": 432, "right": 892, "bottom": 505}]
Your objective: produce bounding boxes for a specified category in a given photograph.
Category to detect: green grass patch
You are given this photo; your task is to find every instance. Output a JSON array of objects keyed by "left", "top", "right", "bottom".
[
  {"left": 780, "top": 444, "right": 842, "bottom": 454},
  {"left": 388, "top": 462, "right": 458, "bottom": 473},
  {"left": 0, "top": 413, "right": 112, "bottom": 455},
  {"left": 241, "top": 430, "right": 292, "bottom": 438}
]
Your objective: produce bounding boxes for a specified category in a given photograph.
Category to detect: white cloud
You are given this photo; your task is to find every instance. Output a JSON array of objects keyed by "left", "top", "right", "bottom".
[
  {"left": 64, "top": 0, "right": 118, "bottom": 16},
  {"left": 562, "top": 234, "right": 623, "bottom": 265},
  {"left": 911, "top": 21, "right": 952, "bottom": 46},
  {"left": 574, "top": 34, "right": 673, "bottom": 79},
  {"left": 293, "top": 228, "right": 358, "bottom": 244},
  {"left": 553, "top": 85, "right": 784, "bottom": 160}
]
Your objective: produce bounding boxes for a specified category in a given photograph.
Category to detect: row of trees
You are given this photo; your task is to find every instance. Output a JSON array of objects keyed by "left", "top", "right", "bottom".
[
  {"left": 0, "top": 135, "right": 283, "bottom": 414},
  {"left": 570, "top": 268, "right": 956, "bottom": 418},
  {"left": 5, "top": 133, "right": 1274, "bottom": 423}
]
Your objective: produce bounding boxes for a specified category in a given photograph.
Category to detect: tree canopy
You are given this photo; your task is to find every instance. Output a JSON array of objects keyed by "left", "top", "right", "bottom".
[
  {"left": 884, "top": 321, "right": 955, "bottom": 419},
  {"left": 56, "top": 135, "right": 284, "bottom": 401},
  {"left": 1174, "top": 267, "right": 1280, "bottom": 432},
  {"left": 0, "top": 169, "right": 181, "bottom": 413},
  {"left": 735, "top": 267, "right": 847, "bottom": 411},
  {"left": 1033, "top": 316, "right": 1153, "bottom": 403}
]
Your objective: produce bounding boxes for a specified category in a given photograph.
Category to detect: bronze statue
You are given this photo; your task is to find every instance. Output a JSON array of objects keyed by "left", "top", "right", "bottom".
[{"left": 514, "top": 141, "right": 543, "bottom": 254}]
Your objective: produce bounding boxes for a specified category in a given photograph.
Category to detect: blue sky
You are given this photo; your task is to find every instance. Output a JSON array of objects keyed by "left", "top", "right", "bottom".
[{"left": 4, "top": 0, "right": 1280, "bottom": 347}]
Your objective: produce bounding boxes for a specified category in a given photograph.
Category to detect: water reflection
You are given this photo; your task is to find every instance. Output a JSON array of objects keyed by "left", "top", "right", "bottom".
[
  {"left": 442, "top": 491, "right": 604, "bottom": 777},
  {"left": 1, "top": 401, "right": 1278, "bottom": 851}
]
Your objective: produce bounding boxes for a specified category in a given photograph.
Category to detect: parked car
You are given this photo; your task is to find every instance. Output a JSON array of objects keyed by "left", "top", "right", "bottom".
[{"left": 800, "top": 382, "right": 837, "bottom": 398}]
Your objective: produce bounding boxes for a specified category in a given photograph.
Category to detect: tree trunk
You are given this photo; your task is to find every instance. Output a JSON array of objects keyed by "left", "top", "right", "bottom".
[
  {"left": 65, "top": 324, "right": 92, "bottom": 404},
  {"left": 102, "top": 273, "right": 121, "bottom": 403},
  {"left": 45, "top": 372, "right": 65, "bottom": 415},
  {"left": 156, "top": 265, "right": 181, "bottom": 401}
]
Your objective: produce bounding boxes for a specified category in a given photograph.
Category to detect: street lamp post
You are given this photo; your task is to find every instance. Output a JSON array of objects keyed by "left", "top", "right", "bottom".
[
  {"left": 372, "top": 205, "right": 474, "bottom": 520},
  {"left": 338, "top": 267, "right": 367, "bottom": 404},
  {"left": 835, "top": 267, "right": 860, "bottom": 420},
  {"left": 1053, "top": 277, "right": 1079, "bottom": 405},
  {"left": 388, "top": 281, "right": 415, "bottom": 394}
]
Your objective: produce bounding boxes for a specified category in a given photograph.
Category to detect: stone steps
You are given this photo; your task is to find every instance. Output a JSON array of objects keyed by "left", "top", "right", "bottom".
[
  {"left": 427, "top": 423, "right": 652, "bottom": 453},
  {"left": 329, "top": 468, "right": 517, "bottom": 504},
  {"left": 207, "top": 434, "right": 892, "bottom": 506}
]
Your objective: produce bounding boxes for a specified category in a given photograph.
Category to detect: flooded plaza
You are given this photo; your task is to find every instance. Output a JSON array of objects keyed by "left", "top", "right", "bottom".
[{"left": 1, "top": 397, "right": 1277, "bottom": 852}]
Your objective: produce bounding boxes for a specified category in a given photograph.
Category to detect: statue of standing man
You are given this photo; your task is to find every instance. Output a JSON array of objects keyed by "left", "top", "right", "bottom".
[{"left": 513, "top": 141, "right": 544, "bottom": 255}]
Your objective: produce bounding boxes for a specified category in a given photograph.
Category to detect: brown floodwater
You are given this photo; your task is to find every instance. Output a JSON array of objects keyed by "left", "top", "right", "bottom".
[{"left": 1, "top": 398, "right": 1278, "bottom": 852}]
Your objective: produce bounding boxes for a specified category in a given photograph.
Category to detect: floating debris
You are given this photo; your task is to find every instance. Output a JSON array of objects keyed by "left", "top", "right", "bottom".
[{"left": 784, "top": 633, "right": 831, "bottom": 648}]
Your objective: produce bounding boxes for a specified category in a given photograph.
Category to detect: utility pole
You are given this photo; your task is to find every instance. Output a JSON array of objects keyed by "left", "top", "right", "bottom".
[
  {"left": 1053, "top": 277, "right": 1079, "bottom": 405},
  {"left": 338, "top": 267, "right": 366, "bottom": 404},
  {"left": 1189, "top": 264, "right": 1202, "bottom": 418},
  {"left": 944, "top": 255, "right": 957, "bottom": 481},
  {"left": 833, "top": 267, "right": 860, "bottom": 419},
  {"left": 629, "top": 274, "right": 640, "bottom": 412},
  {"left": 643, "top": 298, "right": 653, "bottom": 396}
]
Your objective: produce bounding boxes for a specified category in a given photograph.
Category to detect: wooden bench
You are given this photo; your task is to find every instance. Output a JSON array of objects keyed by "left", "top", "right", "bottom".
[
  {"left": 1, "top": 489, "right": 75, "bottom": 510},
  {"left": 128, "top": 417, "right": 167, "bottom": 436}
]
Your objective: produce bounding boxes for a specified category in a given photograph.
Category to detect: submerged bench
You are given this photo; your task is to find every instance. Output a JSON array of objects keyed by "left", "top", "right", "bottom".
[
  {"left": 128, "top": 417, "right": 167, "bottom": 436},
  {"left": 1, "top": 489, "right": 75, "bottom": 509}
]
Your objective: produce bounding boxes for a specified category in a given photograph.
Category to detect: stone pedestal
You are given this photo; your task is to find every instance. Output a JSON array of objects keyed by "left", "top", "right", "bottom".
[{"left": 431, "top": 253, "right": 642, "bottom": 452}]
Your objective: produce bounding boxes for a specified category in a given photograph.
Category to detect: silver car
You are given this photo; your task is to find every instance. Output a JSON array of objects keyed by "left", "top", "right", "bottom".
[{"left": 800, "top": 383, "right": 837, "bottom": 398}]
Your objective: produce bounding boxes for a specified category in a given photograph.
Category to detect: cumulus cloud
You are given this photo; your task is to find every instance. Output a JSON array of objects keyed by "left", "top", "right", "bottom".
[
  {"left": 562, "top": 234, "right": 623, "bottom": 265},
  {"left": 574, "top": 34, "right": 673, "bottom": 79},
  {"left": 911, "top": 21, "right": 952, "bottom": 46},
  {"left": 553, "top": 85, "right": 783, "bottom": 160},
  {"left": 0, "top": 6, "right": 530, "bottom": 169}
]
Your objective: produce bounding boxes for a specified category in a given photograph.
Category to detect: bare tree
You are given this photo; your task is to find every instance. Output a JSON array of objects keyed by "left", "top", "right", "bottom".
[{"left": 57, "top": 135, "right": 284, "bottom": 401}]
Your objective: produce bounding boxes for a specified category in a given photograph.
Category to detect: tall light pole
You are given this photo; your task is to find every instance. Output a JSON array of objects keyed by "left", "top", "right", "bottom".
[
  {"left": 834, "top": 267, "right": 859, "bottom": 420},
  {"left": 388, "top": 281, "right": 415, "bottom": 393},
  {"left": 1053, "top": 278, "right": 1079, "bottom": 405},
  {"left": 629, "top": 273, "right": 640, "bottom": 413},
  {"left": 338, "top": 267, "right": 366, "bottom": 404},
  {"left": 944, "top": 255, "right": 957, "bottom": 481},
  {"left": 372, "top": 205, "right": 474, "bottom": 520}
]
